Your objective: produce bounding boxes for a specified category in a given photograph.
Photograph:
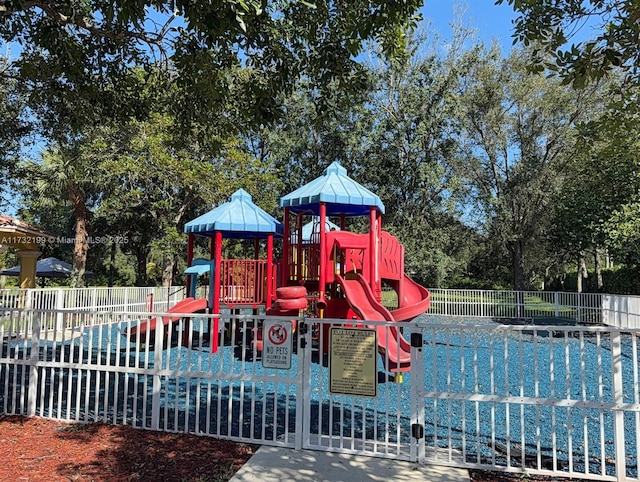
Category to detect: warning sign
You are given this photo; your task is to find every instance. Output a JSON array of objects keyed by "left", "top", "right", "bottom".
[
  {"left": 329, "top": 327, "right": 377, "bottom": 398},
  {"left": 262, "top": 319, "right": 293, "bottom": 369}
]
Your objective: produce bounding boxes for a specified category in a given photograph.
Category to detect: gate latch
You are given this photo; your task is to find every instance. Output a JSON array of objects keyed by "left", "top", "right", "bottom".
[{"left": 411, "top": 423, "right": 425, "bottom": 439}]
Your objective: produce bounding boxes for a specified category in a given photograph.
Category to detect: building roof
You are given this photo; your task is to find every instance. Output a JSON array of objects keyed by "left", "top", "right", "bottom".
[
  {"left": 0, "top": 215, "right": 57, "bottom": 237},
  {"left": 280, "top": 161, "right": 385, "bottom": 216},
  {"left": 184, "top": 189, "right": 283, "bottom": 239},
  {"left": 0, "top": 215, "right": 58, "bottom": 250}
]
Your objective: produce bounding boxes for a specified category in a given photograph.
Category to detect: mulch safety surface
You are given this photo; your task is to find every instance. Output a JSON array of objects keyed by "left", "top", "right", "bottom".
[
  {"left": 0, "top": 415, "right": 592, "bottom": 482},
  {"left": 0, "top": 415, "right": 255, "bottom": 481}
]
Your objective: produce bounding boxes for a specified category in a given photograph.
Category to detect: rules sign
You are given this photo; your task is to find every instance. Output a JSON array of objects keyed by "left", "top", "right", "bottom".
[
  {"left": 262, "top": 319, "right": 293, "bottom": 369},
  {"left": 329, "top": 327, "right": 377, "bottom": 398}
]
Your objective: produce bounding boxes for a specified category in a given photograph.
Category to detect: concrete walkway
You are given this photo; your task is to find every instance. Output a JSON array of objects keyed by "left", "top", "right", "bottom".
[{"left": 230, "top": 445, "right": 471, "bottom": 482}]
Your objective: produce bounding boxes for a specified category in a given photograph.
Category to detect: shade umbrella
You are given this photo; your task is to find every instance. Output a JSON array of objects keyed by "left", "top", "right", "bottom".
[{"left": 0, "top": 257, "right": 95, "bottom": 279}]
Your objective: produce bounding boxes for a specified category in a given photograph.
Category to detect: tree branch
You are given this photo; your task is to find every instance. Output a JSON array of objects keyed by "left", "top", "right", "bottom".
[{"left": 0, "top": 1, "right": 174, "bottom": 50}]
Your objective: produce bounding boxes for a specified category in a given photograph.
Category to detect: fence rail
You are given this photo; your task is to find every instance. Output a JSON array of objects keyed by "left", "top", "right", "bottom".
[
  {"left": 2, "top": 286, "right": 640, "bottom": 329},
  {"left": 0, "top": 286, "right": 186, "bottom": 314},
  {"left": 426, "top": 289, "right": 605, "bottom": 325}
]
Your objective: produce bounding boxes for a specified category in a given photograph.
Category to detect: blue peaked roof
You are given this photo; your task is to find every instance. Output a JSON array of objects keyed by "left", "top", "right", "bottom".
[
  {"left": 280, "top": 161, "right": 385, "bottom": 216},
  {"left": 184, "top": 189, "right": 283, "bottom": 238}
]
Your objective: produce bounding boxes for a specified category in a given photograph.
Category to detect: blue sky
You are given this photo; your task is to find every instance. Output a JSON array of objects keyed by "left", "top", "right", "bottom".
[{"left": 421, "top": 1, "right": 518, "bottom": 51}]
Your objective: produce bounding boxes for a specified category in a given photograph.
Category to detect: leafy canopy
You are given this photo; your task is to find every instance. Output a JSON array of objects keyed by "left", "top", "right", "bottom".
[
  {"left": 497, "top": 0, "right": 640, "bottom": 88},
  {"left": 0, "top": 0, "right": 424, "bottom": 136}
]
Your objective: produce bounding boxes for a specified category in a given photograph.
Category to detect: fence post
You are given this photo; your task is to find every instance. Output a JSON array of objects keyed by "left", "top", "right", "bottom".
[
  {"left": 610, "top": 330, "right": 627, "bottom": 481},
  {"left": 410, "top": 327, "right": 425, "bottom": 463},
  {"left": 90, "top": 287, "right": 97, "bottom": 312},
  {"left": 151, "top": 317, "right": 163, "bottom": 430},
  {"left": 515, "top": 291, "right": 524, "bottom": 318},
  {"left": 444, "top": 290, "right": 448, "bottom": 316},
  {"left": 55, "top": 288, "right": 64, "bottom": 332},
  {"left": 577, "top": 292, "right": 582, "bottom": 324},
  {"left": 297, "top": 314, "right": 310, "bottom": 450},
  {"left": 554, "top": 292, "right": 559, "bottom": 317},
  {"left": 27, "top": 310, "right": 40, "bottom": 417},
  {"left": 24, "top": 289, "right": 33, "bottom": 310}
]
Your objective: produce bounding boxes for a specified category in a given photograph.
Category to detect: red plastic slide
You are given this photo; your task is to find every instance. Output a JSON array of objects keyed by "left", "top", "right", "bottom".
[
  {"left": 390, "top": 274, "right": 431, "bottom": 322},
  {"left": 334, "top": 274, "right": 411, "bottom": 372},
  {"left": 128, "top": 297, "right": 208, "bottom": 340}
]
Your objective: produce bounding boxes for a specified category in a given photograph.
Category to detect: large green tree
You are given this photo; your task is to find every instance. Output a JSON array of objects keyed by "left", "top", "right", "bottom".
[
  {"left": 95, "top": 113, "right": 282, "bottom": 286},
  {"left": 455, "top": 45, "right": 599, "bottom": 291},
  {"left": 361, "top": 33, "right": 476, "bottom": 287},
  {"left": 0, "top": 54, "right": 30, "bottom": 207},
  {"left": 498, "top": 0, "right": 640, "bottom": 89},
  {"left": 0, "top": 0, "right": 423, "bottom": 143},
  {"left": 261, "top": 29, "right": 480, "bottom": 287},
  {"left": 20, "top": 145, "right": 101, "bottom": 287}
]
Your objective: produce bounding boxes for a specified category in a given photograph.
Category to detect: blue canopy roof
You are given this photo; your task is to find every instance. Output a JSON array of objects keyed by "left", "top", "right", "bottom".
[
  {"left": 280, "top": 161, "right": 385, "bottom": 216},
  {"left": 184, "top": 189, "right": 283, "bottom": 238}
]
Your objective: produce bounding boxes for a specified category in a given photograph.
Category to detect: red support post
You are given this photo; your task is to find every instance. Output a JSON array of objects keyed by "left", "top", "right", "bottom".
[
  {"left": 282, "top": 207, "right": 290, "bottom": 287},
  {"left": 369, "top": 207, "right": 378, "bottom": 302},
  {"left": 211, "top": 231, "right": 223, "bottom": 353},
  {"left": 377, "top": 211, "right": 383, "bottom": 299},
  {"left": 296, "top": 212, "right": 303, "bottom": 284},
  {"left": 266, "top": 234, "right": 273, "bottom": 309},
  {"left": 319, "top": 203, "right": 327, "bottom": 305}
]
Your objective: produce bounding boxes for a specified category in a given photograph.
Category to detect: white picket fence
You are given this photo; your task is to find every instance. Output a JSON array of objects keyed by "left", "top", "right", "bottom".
[
  {"left": 2, "top": 286, "right": 640, "bottom": 481},
  {"left": 0, "top": 286, "right": 186, "bottom": 314},
  {"left": 426, "top": 289, "right": 605, "bottom": 325},
  {"left": 602, "top": 294, "right": 640, "bottom": 329},
  {"left": 2, "top": 309, "right": 640, "bottom": 481},
  {"left": 2, "top": 286, "right": 639, "bottom": 329}
]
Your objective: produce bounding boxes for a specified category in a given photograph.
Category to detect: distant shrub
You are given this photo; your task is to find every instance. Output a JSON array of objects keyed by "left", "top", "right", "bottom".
[{"left": 550, "top": 266, "right": 640, "bottom": 295}]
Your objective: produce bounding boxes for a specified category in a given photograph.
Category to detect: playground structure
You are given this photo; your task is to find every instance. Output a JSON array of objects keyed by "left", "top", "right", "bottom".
[{"left": 129, "top": 162, "right": 430, "bottom": 374}]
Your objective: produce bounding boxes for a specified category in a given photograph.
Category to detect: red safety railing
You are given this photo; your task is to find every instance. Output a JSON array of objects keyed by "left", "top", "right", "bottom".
[{"left": 219, "top": 259, "right": 276, "bottom": 307}]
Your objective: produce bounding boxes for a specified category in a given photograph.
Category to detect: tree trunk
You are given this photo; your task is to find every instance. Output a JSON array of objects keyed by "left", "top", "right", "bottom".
[
  {"left": 512, "top": 239, "right": 525, "bottom": 291},
  {"left": 135, "top": 244, "right": 150, "bottom": 287},
  {"left": 594, "top": 249, "right": 603, "bottom": 291},
  {"left": 511, "top": 240, "right": 526, "bottom": 318},
  {"left": 69, "top": 185, "right": 89, "bottom": 288},
  {"left": 577, "top": 255, "right": 588, "bottom": 293},
  {"left": 108, "top": 241, "right": 116, "bottom": 287},
  {"left": 162, "top": 254, "right": 175, "bottom": 287}
]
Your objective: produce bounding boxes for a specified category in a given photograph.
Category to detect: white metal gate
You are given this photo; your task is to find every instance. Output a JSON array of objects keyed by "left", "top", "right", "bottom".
[{"left": 299, "top": 318, "right": 415, "bottom": 460}]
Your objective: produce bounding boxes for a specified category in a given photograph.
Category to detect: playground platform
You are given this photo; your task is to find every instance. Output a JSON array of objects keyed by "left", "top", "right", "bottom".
[{"left": 230, "top": 445, "right": 471, "bottom": 482}]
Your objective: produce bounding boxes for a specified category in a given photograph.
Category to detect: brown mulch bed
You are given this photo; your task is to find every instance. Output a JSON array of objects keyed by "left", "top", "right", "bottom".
[
  {"left": 0, "top": 415, "right": 256, "bottom": 481},
  {"left": 0, "top": 415, "right": 592, "bottom": 482}
]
